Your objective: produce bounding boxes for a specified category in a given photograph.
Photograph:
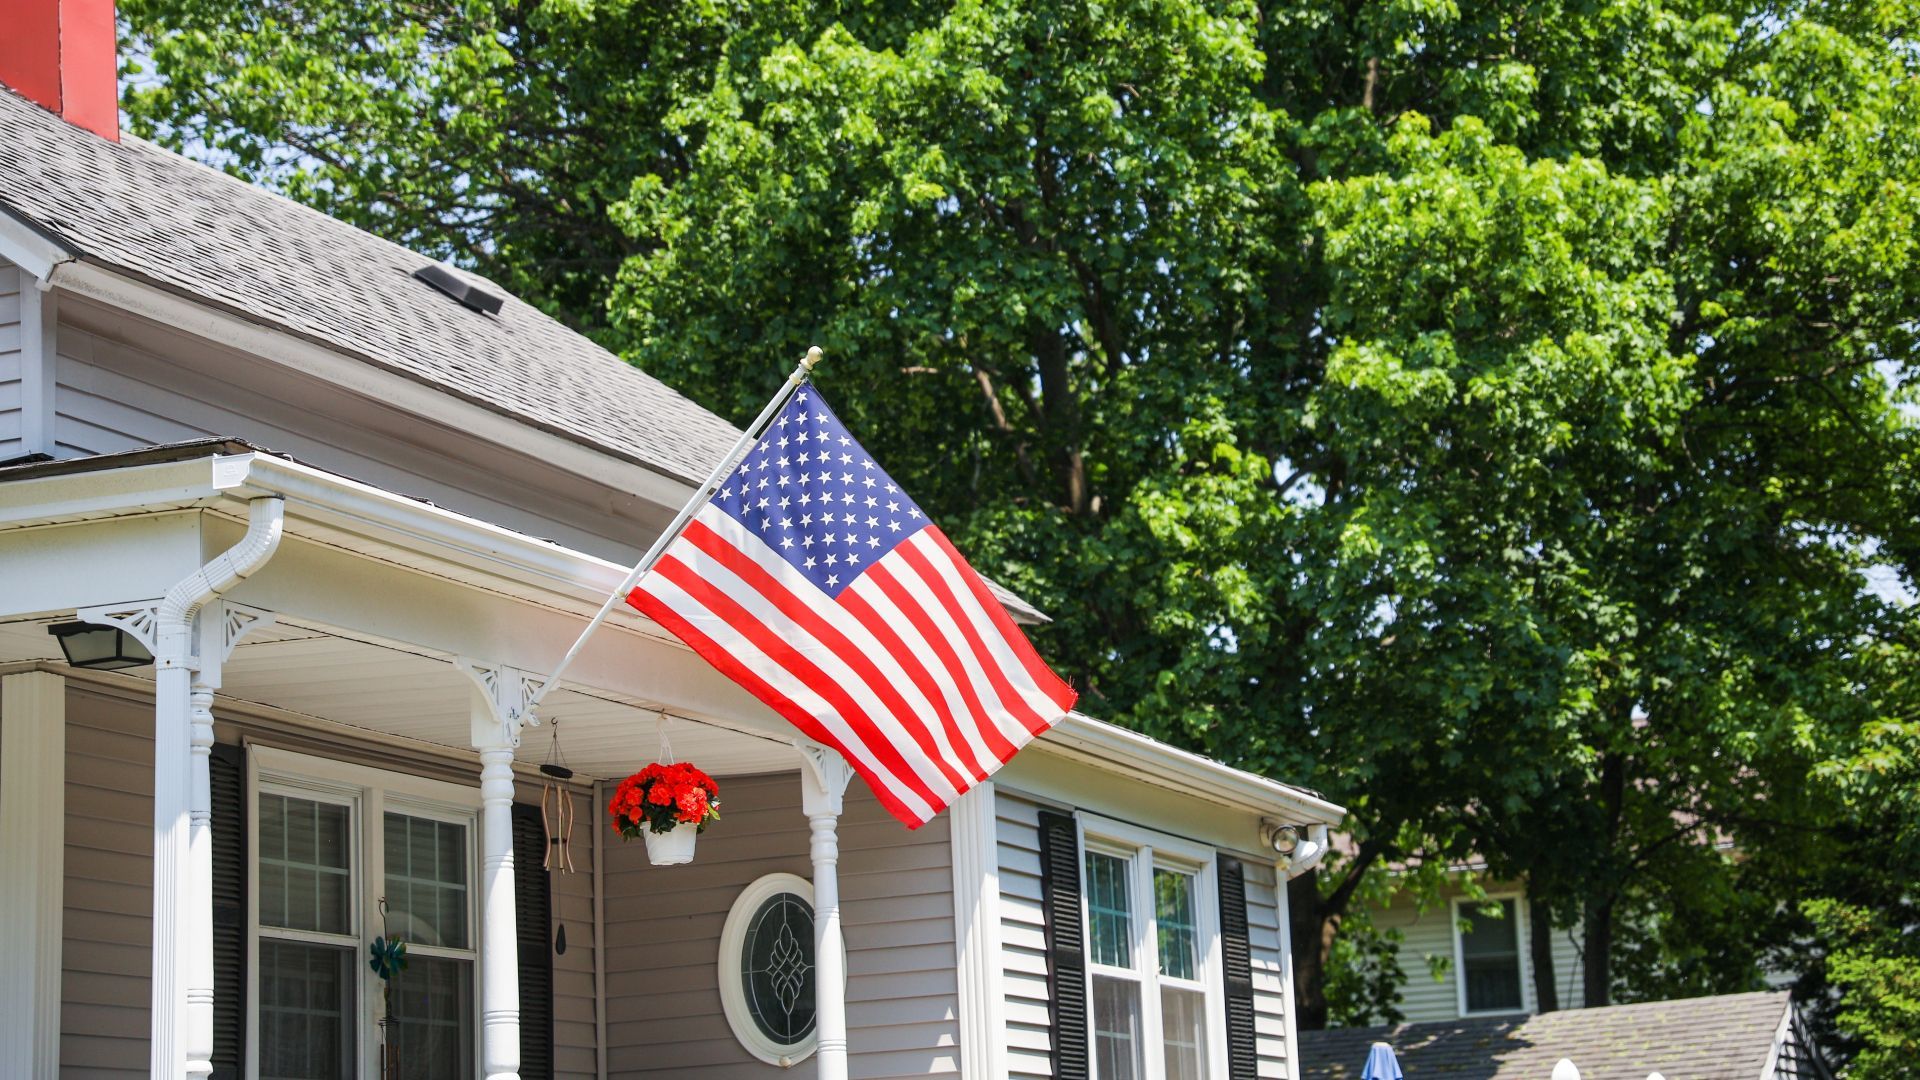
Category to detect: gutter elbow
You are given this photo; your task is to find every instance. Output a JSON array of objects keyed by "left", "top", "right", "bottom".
[{"left": 158, "top": 496, "right": 286, "bottom": 636}]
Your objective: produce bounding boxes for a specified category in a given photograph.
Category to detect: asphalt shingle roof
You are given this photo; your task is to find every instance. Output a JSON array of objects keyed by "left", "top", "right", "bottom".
[
  {"left": 0, "top": 88, "right": 743, "bottom": 484},
  {"left": 1298, "top": 992, "right": 1794, "bottom": 1080}
]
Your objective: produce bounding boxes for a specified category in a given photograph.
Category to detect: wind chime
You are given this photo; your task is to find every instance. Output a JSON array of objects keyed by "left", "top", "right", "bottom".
[
  {"left": 539, "top": 721, "right": 576, "bottom": 874},
  {"left": 539, "top": 719, "right": 575, "bottom": 957}
]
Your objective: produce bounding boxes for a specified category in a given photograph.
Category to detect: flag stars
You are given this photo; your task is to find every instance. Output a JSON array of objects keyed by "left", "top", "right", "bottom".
[
  {"left": 864, "top": 495, "right": 878, "bottom": 508},
  {"left": 909, "top": 508, "right": 923, "bottom": 518},
  {"left": 804, "top": 557, "right": 816, "bottom": 569},
  {"left": 780, "top": 536, "right": 794, "bottom": 549},
  {"left": 865, "top": 515, "right": 879, "bottom": 529},
  {"left": 825, "top": 553, "right": 839, "bottom": 567},
  {"left": 841, "top": 493, "right": 856, "bottom": 505},
  {"left": 888, "top": 519, "right": 901, "bottom": 532},
  {"left": 825, "top": 573, "right": 840, "bottom": 587}
]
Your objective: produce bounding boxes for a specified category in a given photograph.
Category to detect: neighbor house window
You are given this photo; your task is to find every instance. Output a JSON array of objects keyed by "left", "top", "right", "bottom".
[
  {"left": 1454, "top": 897, "right": 1526, "bottom": 1014},
  {"left": 251, "top": 748, "right": 480, "bottom": 1079},
  {"left": 1081, "top": 818, "right": 1225, "bottom": 1080}
]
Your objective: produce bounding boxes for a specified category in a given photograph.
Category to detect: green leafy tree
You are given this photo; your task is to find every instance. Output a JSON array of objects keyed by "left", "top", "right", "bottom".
[{"left": 123, "top": 0, "right": 1920, "bottom": 1046}]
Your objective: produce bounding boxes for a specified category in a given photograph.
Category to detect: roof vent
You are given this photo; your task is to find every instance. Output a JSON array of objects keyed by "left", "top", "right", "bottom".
[{"left": 413, "top": 263, "right": 504, "bottom": 316}]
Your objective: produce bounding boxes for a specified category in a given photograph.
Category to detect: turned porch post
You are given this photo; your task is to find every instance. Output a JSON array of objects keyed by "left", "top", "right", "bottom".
[
  {"left": 798, "top": 743, "right": 855, "bottom": 1080},
  {"left": 459, "top": 659, "right": 545, "bottom": 1080}
]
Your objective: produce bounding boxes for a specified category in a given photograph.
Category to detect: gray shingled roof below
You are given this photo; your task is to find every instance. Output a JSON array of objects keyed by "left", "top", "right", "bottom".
[
  {"left": 1299, "top": 992, "right": 1795, "bottom": 1080},
  {"left": 0, "top": 88, "right": 743, "bottom": 484}
]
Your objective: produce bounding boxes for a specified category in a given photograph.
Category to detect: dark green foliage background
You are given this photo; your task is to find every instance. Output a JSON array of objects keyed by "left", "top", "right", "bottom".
[{"left": 120, "top": 0, "right": 1919, "bottom": 1064}]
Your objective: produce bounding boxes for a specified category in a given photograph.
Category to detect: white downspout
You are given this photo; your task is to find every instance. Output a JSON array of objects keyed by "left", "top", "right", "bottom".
[{"left": 150, "top": 496, "right": 285, "bottom": 1080}]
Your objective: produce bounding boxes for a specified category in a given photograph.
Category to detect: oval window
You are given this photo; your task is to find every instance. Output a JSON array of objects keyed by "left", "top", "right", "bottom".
[{"left": 719, "top": 873, "right": 826, "bottom": 1065}]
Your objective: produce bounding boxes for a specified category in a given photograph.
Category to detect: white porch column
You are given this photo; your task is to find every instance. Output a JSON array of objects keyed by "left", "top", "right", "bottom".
[
  {"left": 0, "top": 671, "right": 67, "bottom": 1080},
  {"left": 87, "top": 496, "right": 284, "bottom": 1080},
  {"left": 798, "top": 743, "right": 855, "bottom": 1080},
  {"left": 458, "top": 659, "right": 545, "bottom": 1080},
  {"left": 183, "top": 605, "right": 274, "bottom": 1079}
]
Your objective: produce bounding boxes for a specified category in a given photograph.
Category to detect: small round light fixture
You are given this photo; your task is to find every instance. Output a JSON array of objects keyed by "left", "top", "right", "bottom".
[
  {"left": 47, "top": 621, "right": 153, "bottom": 670},
  {"left": 1262, "top": 820, "right": 1301, "bottom": 856}
]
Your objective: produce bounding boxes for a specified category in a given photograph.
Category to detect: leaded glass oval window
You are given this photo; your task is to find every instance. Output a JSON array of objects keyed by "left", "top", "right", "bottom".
[
  {"left": 741, "top": 891, "right": 816, "bottom": 1044},
  {"left": 719, "top": 873, "right": 826, "bottom": 1065}
]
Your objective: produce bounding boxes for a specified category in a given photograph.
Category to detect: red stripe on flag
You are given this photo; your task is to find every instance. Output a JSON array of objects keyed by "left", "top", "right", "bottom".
[
  {"left": 647, "top": 554, "right": 948, "bottom": 818},
  {"left": 863, "top": 562, "right": 1024, "bottom": 766},
  {"left": 679, "top": 520, "right": 975, "bottom": 793},
  {"left": 838, "top": 584, "right": 1009, "bottom": 776},
  {"left": 893, "top": 539, "right": 1054, "bottom": 738},
  {"left": 626, "top": 583, "right": 928, "bottom": 827},
  {"left": 923, "top": 528, "right": 1079, "bottom": 713}
]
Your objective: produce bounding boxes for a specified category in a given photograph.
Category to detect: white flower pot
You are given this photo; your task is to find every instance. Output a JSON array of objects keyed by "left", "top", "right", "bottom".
[{"left": 644, "top": 821, "right": 699, "bottom": 865}]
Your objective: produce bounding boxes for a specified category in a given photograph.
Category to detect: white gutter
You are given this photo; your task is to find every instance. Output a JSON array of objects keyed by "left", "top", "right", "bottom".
[{"left": 1049, "top": 712, "right": 1346, "bottom": 825}]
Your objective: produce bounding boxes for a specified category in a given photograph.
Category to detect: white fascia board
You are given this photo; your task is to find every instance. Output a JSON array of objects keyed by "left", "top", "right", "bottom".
[
  {"left": 1044, "top": 711, "right": 1346, "bottom": 826},
  {"left": 226, "top": 452, "right": 636, "bottom": 610},
  {"left": 0, "top": 207, "right": 75, "bottom": 283},
  {"left": 44, "top": 258, "right": 701, "bottom": 510},
  {"left": 0, "top": 455, "right": 241, "bottom": 527}
]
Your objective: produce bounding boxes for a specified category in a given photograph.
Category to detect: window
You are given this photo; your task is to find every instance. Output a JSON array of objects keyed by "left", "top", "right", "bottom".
[
  {"left": 1454, "top": 896, "right": 1526, "bottom": 1015},
  {"left": 718, "top": 873, "right": 826, "bottom": 1066},
  {"left": 250, "top": 748, "right": 481, "bottom": 1079},
  {"left": 1079, "top": 816, "right": 1226, "bottom": 1080}
]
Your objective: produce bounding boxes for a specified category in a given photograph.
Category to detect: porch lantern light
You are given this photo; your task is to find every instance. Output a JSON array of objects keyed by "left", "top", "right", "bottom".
[{"left": 47, "top": 621, "right": 153, "bottom": 670}]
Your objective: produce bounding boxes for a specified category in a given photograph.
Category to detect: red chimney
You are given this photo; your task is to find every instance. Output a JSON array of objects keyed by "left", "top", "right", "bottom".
[{"left": 0, "top": 0, "right": 119, "bottom": 141}]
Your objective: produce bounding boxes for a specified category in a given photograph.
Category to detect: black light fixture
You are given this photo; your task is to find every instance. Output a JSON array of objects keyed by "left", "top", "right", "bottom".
[{"left": 47, "top": 621, "right": 153, "bottom": 670}]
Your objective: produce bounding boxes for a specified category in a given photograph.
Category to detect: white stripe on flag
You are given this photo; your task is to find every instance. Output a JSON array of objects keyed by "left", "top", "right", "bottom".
[
  {"left": 903, "top": 531, "right": 1068, "bottom": 722},
  {"left": 633, "top": 569, "right": 939, "bottom": 823}
]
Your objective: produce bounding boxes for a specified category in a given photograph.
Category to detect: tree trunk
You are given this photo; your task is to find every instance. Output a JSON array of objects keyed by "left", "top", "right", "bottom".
[
  {"left": 1529, "top": 895, "right": 1559, "bottom": 1013},
  {"left": 1581, "top": 894, "right": 1614, "bottom": 1007}
]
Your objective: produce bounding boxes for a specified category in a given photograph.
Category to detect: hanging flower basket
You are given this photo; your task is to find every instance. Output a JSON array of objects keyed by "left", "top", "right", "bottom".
[{"left": 609, "top": 761, "right": 720, "bottom": 866}]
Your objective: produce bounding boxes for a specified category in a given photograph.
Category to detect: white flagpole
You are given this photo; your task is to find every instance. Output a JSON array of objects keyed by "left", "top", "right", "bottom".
[{"left": 522, "top": 346, "right": 822, "bottom": 714}]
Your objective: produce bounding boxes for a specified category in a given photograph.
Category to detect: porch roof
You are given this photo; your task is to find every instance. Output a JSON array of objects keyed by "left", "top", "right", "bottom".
[{"left": 0, "top": 444, "right": 1344, "bottom": 823}]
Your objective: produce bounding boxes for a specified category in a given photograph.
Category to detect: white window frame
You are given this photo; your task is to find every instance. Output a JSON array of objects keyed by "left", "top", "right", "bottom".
[
  {"left": 1450, "top": 891, "right": 1531, "bottom": 1017},
  {"left": 246, "top": 746, "right": 484, "bottom": 1079},
  {"left": 1075, "top": 813, "right": 1230, "bottom": 1080}
]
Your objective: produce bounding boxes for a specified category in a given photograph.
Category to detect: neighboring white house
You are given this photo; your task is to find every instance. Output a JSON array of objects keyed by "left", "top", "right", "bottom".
[
  {"left": 1368, "top": 878, "right": 1587, "bottom": 1023},
  {"left": 0, "top": 12, "right": 1344, "bottom": 1080}
]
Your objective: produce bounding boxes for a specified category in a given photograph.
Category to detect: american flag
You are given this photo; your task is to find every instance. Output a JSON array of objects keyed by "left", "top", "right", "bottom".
[{"left": 627, "top": 382, "right": 1077, "bottom": 827}]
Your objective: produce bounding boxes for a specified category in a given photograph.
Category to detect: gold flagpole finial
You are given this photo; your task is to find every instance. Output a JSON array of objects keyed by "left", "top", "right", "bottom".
[{"left": 802, "top": 345, "right": 824, "bottom": 372}]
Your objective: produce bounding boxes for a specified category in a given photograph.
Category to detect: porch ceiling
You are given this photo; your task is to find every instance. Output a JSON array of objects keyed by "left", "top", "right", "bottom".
[{"left": 0, "top": 613, "right": 801, "bottom": 780}]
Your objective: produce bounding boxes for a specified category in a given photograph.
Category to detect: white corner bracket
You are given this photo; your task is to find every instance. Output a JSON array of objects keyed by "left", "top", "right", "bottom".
[
  {"left": 456, "top": 658, "right": 547, "bottom": 751},
  {"left": 796, "top": 740, "right": 855, "bottom": 816}
]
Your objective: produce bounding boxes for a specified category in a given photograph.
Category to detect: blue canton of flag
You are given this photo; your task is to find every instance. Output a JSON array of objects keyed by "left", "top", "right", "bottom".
[{"left": 707, "top": 386, "right": 929, "bottom": 597}]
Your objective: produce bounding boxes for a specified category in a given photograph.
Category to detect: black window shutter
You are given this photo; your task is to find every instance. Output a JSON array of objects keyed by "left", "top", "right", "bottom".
[
  {"left": 1037, "top": 810, "right": 1089, "bottom": 1080},
  {"left": 1217, "top": 854, "right": 1259, "bottom": 1079},
  {"left": 209, "top": 744, "right": 246, "bottom": 1080},
  {"left": 511, "top": 802, "right": 554, "bottom": 1080}
]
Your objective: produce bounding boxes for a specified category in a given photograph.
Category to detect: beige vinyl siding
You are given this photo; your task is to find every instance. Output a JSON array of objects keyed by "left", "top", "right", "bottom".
[
  {"left": 61, "top": 685, "right": 154, "bottom": 1078},
  {"left": 604, "top": 770, "right": 958, "bottom": 1079},
  {"left": 44, "top": 306, "right": 663, "bottom": 560},
  {"left": 1546, "top": 915, "right": 1587, "bottom": 1010},
  {"left": 1243, "top": 859, "right": 1293, "bottom": 1079},
  {"left": 0, "top": 260, "right": 21, "bottom": 456},
  {"left": 994, "top": 791, "right": 1054, "bottom": 1079}
]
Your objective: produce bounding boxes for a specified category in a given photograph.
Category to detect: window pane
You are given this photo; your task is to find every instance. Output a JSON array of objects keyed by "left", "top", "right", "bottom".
[
  {"left": 258, "top": 940, "right": 354, "bottom": 1080},
  {"left": 741, "top": 892, "right": 817, "bottom": 1046},
  {"left": 387, "top": 955, "right": 474, "bottom": 1080},
  {"left": 1154, "top": 868, "right": 1199, "bottom": 981},
  {"left": 1161, "top": 986, "right": 1207, "bottom": 1080},
  {"left": 385, "top": 813, "right": 469, "bottom": 949},
  {"left": 1461, "top": 899, "right": 1523, "bottom": 1012},
  {"left": 259, "top": 794, "right": 352, "bottom": 934},
  {"left": 1085, "top": 851, "right": 1134, "bottom": 969},
  {"left": 1091, "top": 975, "right": 1144, "bottom": 1080}
]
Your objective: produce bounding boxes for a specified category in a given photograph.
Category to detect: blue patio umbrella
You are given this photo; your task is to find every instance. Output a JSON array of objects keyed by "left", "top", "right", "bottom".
[{"left": 1362, "top": 1041, "right": 1405, "bottom": 1080}]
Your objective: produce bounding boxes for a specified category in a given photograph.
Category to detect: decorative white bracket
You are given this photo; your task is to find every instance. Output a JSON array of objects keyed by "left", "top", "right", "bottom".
[
  {"left": 796, "top": 741, "right": 855, "bottom": 817},
  {"left": 77, "top": 599, "right": 166, "bottom": 659},
  {"left": 75, "top": 599, "right": 274, "bottom": 677},
  {"left": 456, "top": 658, "right": 546, "bottom": 751}
]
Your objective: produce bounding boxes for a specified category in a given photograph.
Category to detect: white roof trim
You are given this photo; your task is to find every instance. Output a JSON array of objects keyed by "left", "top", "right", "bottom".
[
  {"left": 0, "top": 205, "right": 75, "bottom": 283},
  {"left": 0, "top": 449, "right": 1342, "bottom": 816}
]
